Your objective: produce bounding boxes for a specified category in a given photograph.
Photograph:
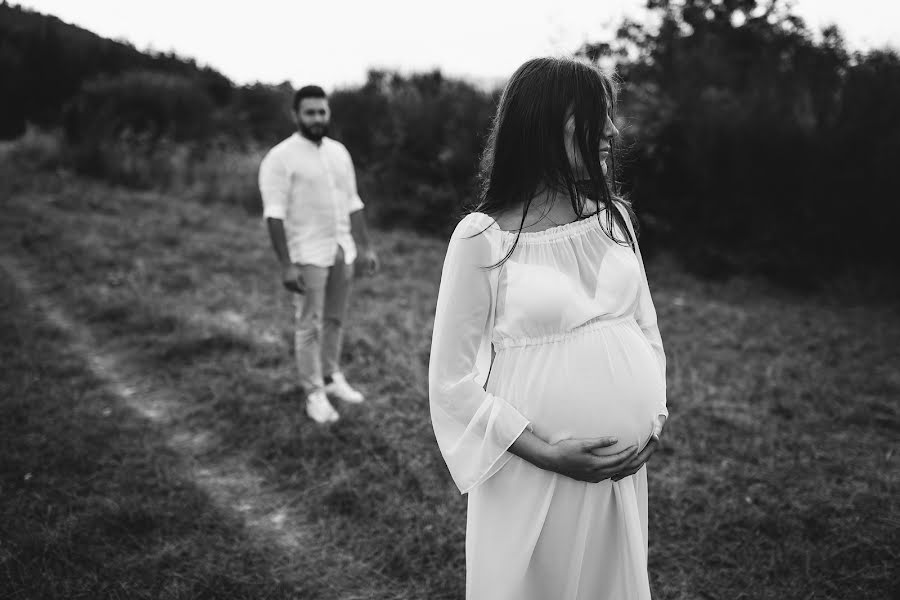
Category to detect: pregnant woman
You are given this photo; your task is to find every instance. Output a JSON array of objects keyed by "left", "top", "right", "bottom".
[{"left": 429, "top": 57, "right": 668, "bottom": 600}]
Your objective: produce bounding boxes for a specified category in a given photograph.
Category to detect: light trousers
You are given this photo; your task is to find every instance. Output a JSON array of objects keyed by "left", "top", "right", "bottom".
[{"left": 293, "top": 245, "right": 354, "bottom": 394}]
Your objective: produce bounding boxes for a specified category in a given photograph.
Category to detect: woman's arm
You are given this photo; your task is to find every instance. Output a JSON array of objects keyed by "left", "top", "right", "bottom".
[
  {"left": 428, "top": 214, "right": 532, "bottom": 494},
  {"left": 617, "top": 204, "right": 668, "bottom": 419}
]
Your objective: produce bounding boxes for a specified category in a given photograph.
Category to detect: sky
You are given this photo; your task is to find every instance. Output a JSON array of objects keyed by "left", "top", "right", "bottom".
[{"left": 16, "top": 0, "right": 900, "bottom": 90}]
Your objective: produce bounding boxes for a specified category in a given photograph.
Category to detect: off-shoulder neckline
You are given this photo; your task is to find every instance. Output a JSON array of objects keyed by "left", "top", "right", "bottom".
[{"left": 468, "top": 210, "right": 608, "bottom": 243}]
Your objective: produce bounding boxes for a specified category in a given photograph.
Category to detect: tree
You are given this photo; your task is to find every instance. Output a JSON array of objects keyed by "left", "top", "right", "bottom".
[{"left": 578, "top": 0, "right": 900, "bottom": 280}]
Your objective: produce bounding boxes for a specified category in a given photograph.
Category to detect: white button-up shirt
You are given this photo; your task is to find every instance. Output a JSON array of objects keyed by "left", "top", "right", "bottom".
[{"left": 258, "top": 133, "right": 365, "bottom": 267}]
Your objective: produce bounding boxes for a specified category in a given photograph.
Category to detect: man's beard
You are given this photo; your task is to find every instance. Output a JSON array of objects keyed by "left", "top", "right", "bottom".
[{"left": 300, "top": 122, "right": 328, "bottom": 141}]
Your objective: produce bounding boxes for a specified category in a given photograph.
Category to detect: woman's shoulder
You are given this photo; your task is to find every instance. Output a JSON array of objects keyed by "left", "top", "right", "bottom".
[
  {"left": 609, "top": 199, "right": 638, "bottom": 235},
  {"left": 451, "top": 211, "right": 502, "bottom": 240},
  {"left": 604, "top": 197, "right": 631, "bottom": 217}
]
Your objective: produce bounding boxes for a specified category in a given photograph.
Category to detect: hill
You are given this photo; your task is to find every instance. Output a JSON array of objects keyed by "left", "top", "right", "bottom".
[{"left": 0, "top": 2, "right": 233, "bottom": 138}]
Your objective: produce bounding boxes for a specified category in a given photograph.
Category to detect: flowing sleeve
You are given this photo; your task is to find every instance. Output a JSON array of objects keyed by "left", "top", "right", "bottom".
[
  {"left": 616, "top": 204, "right": 668, "bottom": 419},
  {"left": 428, "top": 213, "right": 533, "bottom": 494}
]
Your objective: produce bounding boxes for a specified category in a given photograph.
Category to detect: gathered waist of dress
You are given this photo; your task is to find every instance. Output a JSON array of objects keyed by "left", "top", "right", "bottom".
[{"left": 492, "top": 314, "right": 636, "bottom": 350}]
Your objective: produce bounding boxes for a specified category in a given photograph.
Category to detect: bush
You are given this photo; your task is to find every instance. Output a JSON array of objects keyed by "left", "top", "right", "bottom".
[
  {"left": 583, "top": 1, "right": 900, "bottom": 282},
  {"left": 330, "top": 70, "right": 497, "bottom": 234},
  {"left": 62, "top": 70, "right": 216, "bottom": 186},
  {"left": 3, "top": 123, "right": 62, "bottom": 170},
  {"left": 227, "top": 82, "right": 295, "bottom": 145},
  {"left": 187, "top": 143, "right": 265, "bottom": 215},
  {"left": 65, "top": 70, "right": 215, "bottom": 144}
]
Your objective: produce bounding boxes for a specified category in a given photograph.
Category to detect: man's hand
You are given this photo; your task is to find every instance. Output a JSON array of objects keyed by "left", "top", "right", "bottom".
[
  {"left": 545, "top": 437, "right": 640, "bottom": 483},
  {"left": 356, "top": 247, "right": 379, "bottom": 276},
  {"left": 610, "top": 415, "right": 667, "bottom": 482},
  {"left": 281, "top": 263, "right": 305, "bottom": 294}
]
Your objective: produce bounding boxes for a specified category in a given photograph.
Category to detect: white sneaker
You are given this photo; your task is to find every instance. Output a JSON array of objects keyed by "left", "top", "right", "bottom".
[
  {"left": 305, "top": 389, "right": 339, "bottom": 423},
  {"left": 324, "top": 372, "right": 364, "bottom": 404}
]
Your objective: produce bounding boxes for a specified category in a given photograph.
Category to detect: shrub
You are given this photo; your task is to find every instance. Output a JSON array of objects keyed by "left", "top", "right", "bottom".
[
  {"left": 583, "top": 1, "right": 900, "bottom": 282},
  {"left": 62, "top": 70, "right": 216, "bottom": 186},
  {"left": 3, "top": 123, "right": 62, "bottom": 169},
  {"left": 330, "top": 70, "right": 497, "bottom": 234}
]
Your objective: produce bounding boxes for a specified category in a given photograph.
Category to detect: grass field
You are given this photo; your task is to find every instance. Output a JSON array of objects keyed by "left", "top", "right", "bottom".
[{"left": 1, "top": 157, "right": 897, "bottom": 599}]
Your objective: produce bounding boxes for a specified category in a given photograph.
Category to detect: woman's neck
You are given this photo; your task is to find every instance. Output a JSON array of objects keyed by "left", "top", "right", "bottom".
[
  {"left": 493, "top": 188, "right": 603, "bottom": 232},
  {"left": 533, "top": 187, "right": 603, "bottom": 218}
]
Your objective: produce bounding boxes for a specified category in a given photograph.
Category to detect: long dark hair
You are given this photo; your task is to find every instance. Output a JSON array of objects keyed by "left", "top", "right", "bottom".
[{"left": 472, "top": 57, "right": 636, "bottom": 265}]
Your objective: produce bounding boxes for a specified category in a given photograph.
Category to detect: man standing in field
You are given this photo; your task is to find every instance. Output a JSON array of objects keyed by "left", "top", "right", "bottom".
[{"left": 258, "top": 85, "right": 379, "bottom": 424}]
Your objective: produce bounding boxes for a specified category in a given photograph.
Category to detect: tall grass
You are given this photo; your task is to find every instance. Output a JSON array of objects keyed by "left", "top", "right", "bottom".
[
  {"left": 0, "top": 123, "right": 62, "bottom": 169},
  {"left": 1, "top": 148, "right": 897, "bottom": 599},
  {"left": 19, "top": 127, "right": 265, "bottom": 216}
]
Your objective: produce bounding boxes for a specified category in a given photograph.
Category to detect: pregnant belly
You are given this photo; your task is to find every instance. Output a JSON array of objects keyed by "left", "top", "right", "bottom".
[{"left": 488, "top": 321, "right": 665, "bottom": 455}]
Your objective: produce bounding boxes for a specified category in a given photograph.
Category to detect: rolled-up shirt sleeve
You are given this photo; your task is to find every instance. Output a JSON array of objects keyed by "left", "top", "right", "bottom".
[
  {"left": 343, "top": 148, "right": 365, "bottom": 214},
  {"left": 428, "top": 213, "right": 532, "bottom": 494},
  {"left": 258, "top": 151, "right": 289, "bottom": 220}
]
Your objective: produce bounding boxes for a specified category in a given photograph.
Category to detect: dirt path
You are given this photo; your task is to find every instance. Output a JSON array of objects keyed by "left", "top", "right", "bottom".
[{"left": 0, "top": 253, "right": 416, "bottom": 599}]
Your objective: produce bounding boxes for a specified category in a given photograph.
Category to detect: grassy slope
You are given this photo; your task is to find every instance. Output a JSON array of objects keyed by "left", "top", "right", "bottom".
[
  {"left": 1, "top": 163, "right": 897, "bottom": 599},
  {"left": 0, "top": 273, "right": 312, "bottom": 599}
]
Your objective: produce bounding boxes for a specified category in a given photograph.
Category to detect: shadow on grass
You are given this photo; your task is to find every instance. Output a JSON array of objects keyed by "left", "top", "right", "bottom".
[{"left": 0, "top": 277, "right": 315, "bottom": 599}]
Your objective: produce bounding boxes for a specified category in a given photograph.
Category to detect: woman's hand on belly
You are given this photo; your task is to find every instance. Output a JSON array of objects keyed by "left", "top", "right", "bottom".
[
  {"left": 610, "top": 415, "right": 667, "bottom": 482},
  {"left": 546, "top": 437, "right": 641, "bottom": 484}
]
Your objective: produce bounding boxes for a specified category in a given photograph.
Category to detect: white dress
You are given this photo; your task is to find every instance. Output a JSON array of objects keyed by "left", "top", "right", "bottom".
[{"left": 428, "top": 205, "right": 668, "bottom": 600}]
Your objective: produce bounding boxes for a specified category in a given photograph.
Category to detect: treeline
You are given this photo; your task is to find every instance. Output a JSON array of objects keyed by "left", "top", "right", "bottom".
[
  {"left": 0, "top": 3, "right": 298, "bottom": 145},
  {"left": 3, "top": 1, "right": 899, "bottom": 283},
  {"left": 580, "top": 0, "right": 900, "bottom": 281}
]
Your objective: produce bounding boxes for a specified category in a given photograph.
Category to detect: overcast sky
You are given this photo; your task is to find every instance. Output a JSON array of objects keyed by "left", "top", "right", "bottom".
[{"left": 17, "top": 0, "right": 900, "bottom": 90}]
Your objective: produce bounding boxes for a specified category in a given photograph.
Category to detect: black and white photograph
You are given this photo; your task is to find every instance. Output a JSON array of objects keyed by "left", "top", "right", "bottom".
[{"left": 1, "top": 1, "right": 897, "bottom": 598}]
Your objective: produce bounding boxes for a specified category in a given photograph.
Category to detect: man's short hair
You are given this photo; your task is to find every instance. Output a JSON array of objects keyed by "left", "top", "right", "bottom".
[{"left": 293, "top": 85, "right": 327, "bottom": 112}]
